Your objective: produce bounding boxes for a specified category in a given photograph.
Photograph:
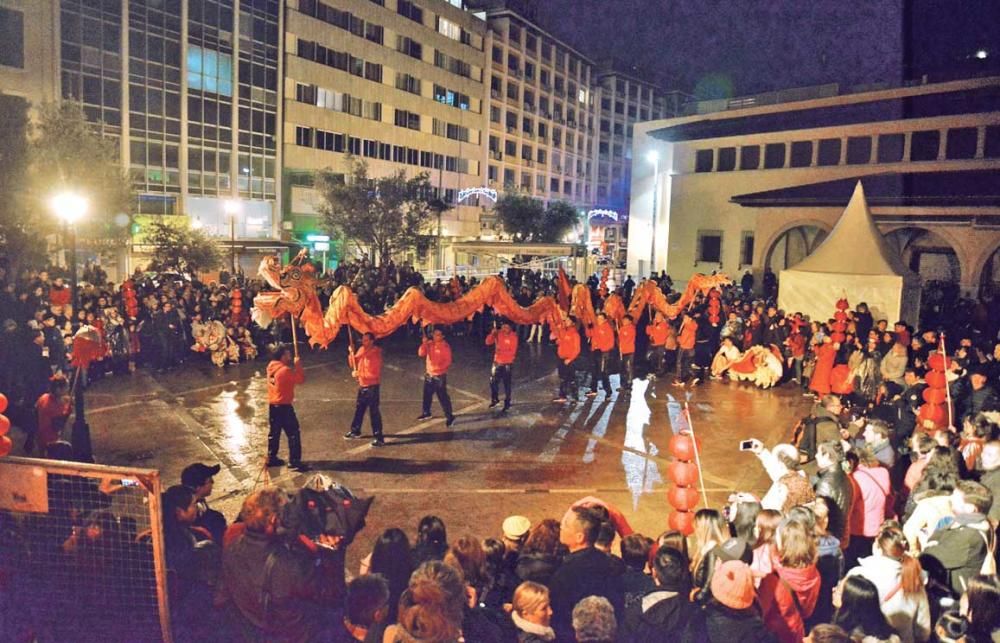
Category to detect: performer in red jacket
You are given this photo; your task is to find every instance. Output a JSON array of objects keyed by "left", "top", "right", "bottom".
[
  {"left": 417, "top": 328, "right": 455, "bottom": 426},
  {"left": 266, "top": 344, "right": 308, "bottom": 470},
  {"left": 586, "top": 312, "right": 615, "bottom": 397},
  {"left": 551, "top": 317, "right": 581, "bottom": 402},
  {"left": 345, "top": 332, "right": 385, "bottom": 446},
  {"left": 486, "top": 321, "right": 518, "bottom": 410},
  {"left": 618, "top": 315, "right": 636, "bottom": 391}
]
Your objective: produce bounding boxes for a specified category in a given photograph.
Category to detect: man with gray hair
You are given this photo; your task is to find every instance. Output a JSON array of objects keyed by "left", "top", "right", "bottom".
[{"left": 572, "top": 595, "right": 617, "bottom": 643}]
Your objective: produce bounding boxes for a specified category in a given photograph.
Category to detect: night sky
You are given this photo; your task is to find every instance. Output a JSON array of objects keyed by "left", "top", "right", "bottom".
[{"left": 532, "top": 0, "right": 998, "bottom": 98}]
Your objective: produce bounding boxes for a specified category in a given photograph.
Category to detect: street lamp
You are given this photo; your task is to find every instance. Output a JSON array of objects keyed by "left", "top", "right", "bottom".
[
  {"left": 49, "top": 191, "right": 92, "bottom": 461},
  {"left": 646, "top": 150, "right": 660, "bottom": 277},
  {"left": 224, "top": 198, "right": 242, "bottom": 275}
]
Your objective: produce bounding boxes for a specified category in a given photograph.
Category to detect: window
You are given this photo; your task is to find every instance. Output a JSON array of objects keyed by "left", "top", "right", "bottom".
[
  {"left": 295, "top": 126, "right": 312, "bottom": 147},
  {"left": 187, "top": 45, "right": 233, "bottom": 96},
  {"left": 846, "top": 136, "right": 872, "bottom": 165},
  {"left": 0, "top": 7, "right": 24, "bottom": 69},
  {"left": 433, "top": 85, "right": 470, "bottom": 110},
  {"left": 364, "top": 62, "right": 382, "bottom": 82},
  {"left": 911, "top": 130, "right": 940, "bottom": 161},
  {"left": 365, "top": 23, "right": 384, "bottom": 44},
  {"left": 717, "top": 147, "right": 736, "bottom": 172},
  {"left": 504, "top": 139, "right": 516, "bottom": 155},
  {"left": 537, "top": 149, "right": 546, "bottom": 164},
  {"left": 697, "top": 231, "right": 722, "bottom": 263},
  {"left": 437, "top": 16, "right": 461, "bottom": 40},
  {"left": 397, "top": 35, "right": 422, "bottom": 60},
  {"left": 740, "top": 232, "right": 754, "bottom": 267},
  {"left": 492, "top": 46, "right": 503, "bottom": 64},
  {"left": 394, "top": 109, "right": 420, "bottom": 130},
  {"left": 490, "top": 105, "right": 500, "bottom": 123},
  {"left": 984, "top": 125, "right": 1000, "bottom": 158},
  {"left": 695, "top": 149, "right": 713, "bottom": 173},
  {"left": 790, "top": 141, "right": 813, "bottom": 167},
  {"left": 817, "top": 138, "right": 841, "bottom": 166},
  {"left": 946, "top": 127, "right": 977, "bottom": 159},
  {"left": 740, "top": 146, "right": 760, "bottom": 170},
  {"left": 764, "top": 143, "right": 785, "bottom": 169},
  {"left": 397, "top": 0, "right": 423, "bottom": 24},
  {"left": 364, "top": 102, "right": 381, "bottom": 121},
  {"left": 395, "top": 73, "right": 421, "bottom": 95},
  {"left": 488, "top": 165, "right": 498, "bottom": 181},
  {"left": 877, "top": 133, "right": 905, "bottom": 163},
  {"left": 550, "top": 177, "right": 559, "bottom": 191}
]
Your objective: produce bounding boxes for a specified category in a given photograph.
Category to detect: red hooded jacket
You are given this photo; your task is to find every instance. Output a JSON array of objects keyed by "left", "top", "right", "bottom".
[
  {"left": 418, "top": 338, "right": 452, "bottom": 376},
  {"left": 349, "top": 345, "right": 382, "bottom": 386},
  {"left": 618, "top": 324, "right": 636, "bottom": 355},
  {"left": 552, "top": 325, "right": 581, "bottom": 363},
  {"left": 588, "top": 321, "right": 615, "bottom": 352},
  {"left": 486, "top": 328, "right": 518, "bottom": 365},
  {"left": 758, "top": 563, "right": 821, "bottom": 643}
]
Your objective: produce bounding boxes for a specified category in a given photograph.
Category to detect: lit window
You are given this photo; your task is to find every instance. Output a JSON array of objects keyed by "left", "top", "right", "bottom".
[
  {"left": 187, "top": 45, "right": 233, "bottom": 97},
  {"left": 438, "top": 17, "right": 461, "bottom": 41}
]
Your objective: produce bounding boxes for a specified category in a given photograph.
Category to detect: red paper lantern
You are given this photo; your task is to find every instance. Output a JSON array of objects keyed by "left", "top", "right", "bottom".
[
  {"left": 232, "top": 289, "right": 243, "bottom": 300},
  {"left": 708, "top": 315, "right": 720, "bottom": 324},
  {"left": 836, "top": 298, "right": 850, "bottom": 311},
  {"left": 832, "top": 322, "right": 847, "bottom": 333},
  {"left": 918, "top": 403, "right": 947, "bottom": 426},
  {"left": 922, "top": 388, "right": 948, "bottom": 405},
  {"left": 834, "top": 311, "right": 848, "bottom": 322},
  {"left": 667, "top": 461, "right": 699, "bottom": 487},
  {"left": 926, "top": 353, "right": 952, "bottom": 372},
  {"left": 0, "top": 434, "right": 11, "bottom": 457},
  {"left": 668, "top": 433, "right": 699, "bottom": 461},
  {"left": 668, "top": 485, "right": 700, "bottom": 511},
  {"left": 668, "top": 510, "right": 695, "bottom": 535},
  {"left": 925, "top": 371, "right": 947, "bottom": 389},
  {"left": 0, "top": 393, "right": 7, "bottom": 414},
  {"left": 0, "top": 414, "right": 8, "bottom": 436}
]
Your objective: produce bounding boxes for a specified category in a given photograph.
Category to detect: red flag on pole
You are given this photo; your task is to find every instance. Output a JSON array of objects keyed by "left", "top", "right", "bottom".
[{"left": 557, "top": 267, "right": 572, "bottom": 312}]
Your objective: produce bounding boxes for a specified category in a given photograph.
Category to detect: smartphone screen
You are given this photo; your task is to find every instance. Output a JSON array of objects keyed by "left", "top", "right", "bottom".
[{"left": 121, "top": 479, "right": 138, "bottom": 487}]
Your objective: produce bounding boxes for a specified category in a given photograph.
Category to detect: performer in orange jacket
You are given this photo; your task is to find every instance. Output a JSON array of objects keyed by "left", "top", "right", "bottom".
[
  {"left": 551, "top": 317, "right": 581, "bottom": 402},
  {"left": 486, "top": 321, "right": 518, "bottom": 410},
  {"left": 587, "top": 312, "right": 615, "bottom": 397},
  {"left": 266, "top": 344, "right": 308, "bottom": 469},
  {"left": 417, "top": 328, "right": 455, "bottom": 425},
  {"left": 646, "top": 312, "right": 670, "bottom": 377},
  {"left": 345, "top": 332, "right": 385, "bottom": 446},
  {"left": 618, "top": 315, "right": 636, "bottom": 390},
  {"left": 675, "top": 313, "right": 698, "bottom": 386}
]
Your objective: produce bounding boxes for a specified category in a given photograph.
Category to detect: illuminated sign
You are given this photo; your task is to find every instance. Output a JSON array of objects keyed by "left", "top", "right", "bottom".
[
  {"left": 457, "top": 187, "right": 498, "bottom": 203},
  {"left": 587, "top": 209, "right": 619, "bottom": 221},
  {"left": 306, "top": 234, "right": 330, "bottom": 242},
  {"left": 313, "top": 241, "right": 330, "bottom": 251}
]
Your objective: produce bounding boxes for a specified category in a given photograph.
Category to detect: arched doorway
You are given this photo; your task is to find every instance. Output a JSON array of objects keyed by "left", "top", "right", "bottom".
[
  {"left": 883, "top": 227, "right": 961, "bottom": 283},
  {"left": 765, "top": 225, "right": 828, "bottom": 272},
  {"left": 980, "top": 244, "right": 1000, "bottom": 298}
]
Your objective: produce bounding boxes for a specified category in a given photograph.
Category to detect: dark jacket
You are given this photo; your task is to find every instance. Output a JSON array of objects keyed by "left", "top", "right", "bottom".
[
  {"left": 515, "top": 551, "right": 562, "bottom": 587},
  {"left": 703, "top": 601, "right": 778, "bottom": 643},
  {"left": 922, "top": 513, "right": 993, "bottom": 595},
  {"left": 813, "top": 465, "right": 853, "bottom": 541},
  {"left": 621, "top": 588, "right": 707, "bottom": 643},
  {"left": 981, "top": 468, "right": 1000, "bottom": 523},
  {"left": 548, "top": 547, "right": 625, "bottom": 640},
  {"left": 962, "top": 384, "right": 1000, "bottom": 418}
]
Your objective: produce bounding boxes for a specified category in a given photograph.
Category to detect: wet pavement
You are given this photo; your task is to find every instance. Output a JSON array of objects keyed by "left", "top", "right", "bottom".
[{"left": 43, "top": 333, "right": 814, "bottom": 566}]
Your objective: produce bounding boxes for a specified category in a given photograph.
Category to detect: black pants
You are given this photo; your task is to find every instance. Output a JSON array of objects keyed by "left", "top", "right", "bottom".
[
  {"left": 422, "top": 374, "right": 454, "bottom": 418},
  {"left": 557, "top": 361, "right": 577, "bottom": 399},
  {"left": 647, "top": 345, "right": 665, "bottom": 374},
  {"left": 268, "top": 404, "right": 302, "bottom": 463},
  {"left": 590, "top": 351, "right": 612, "bottom": 393},
  {"left": 676, "top": 348, "right": 695, "bottom": 381},
  {"left": 490, "top": 363, "right": 512, "bottom": 404},
  {"left": 621, "top": 353, "right": 634, "bottom": 388},
  {"left": 350, "top": 385, "right": 384, "bottom": 438}
]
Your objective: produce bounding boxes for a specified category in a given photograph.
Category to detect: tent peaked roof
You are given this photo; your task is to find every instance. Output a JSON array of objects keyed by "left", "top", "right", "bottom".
[{"left": 788, "top": 181, "right": 912, "bottom": 276}]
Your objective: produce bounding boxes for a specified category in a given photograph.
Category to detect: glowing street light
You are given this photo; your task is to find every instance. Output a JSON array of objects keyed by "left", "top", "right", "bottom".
[
  {"left": 975, "top": 49, "right": 988, "bottom": 60},
  {"left": 50, "top": 191, "right": 90, "bottom": 225},
  {"left": 647, "top": 150, "right": 661, "bottom": 277}
]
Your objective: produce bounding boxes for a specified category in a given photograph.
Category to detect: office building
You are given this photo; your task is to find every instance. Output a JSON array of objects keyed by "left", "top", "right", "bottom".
[{"left": 628, "top": 76, "right": 1000, "bottom": 296}]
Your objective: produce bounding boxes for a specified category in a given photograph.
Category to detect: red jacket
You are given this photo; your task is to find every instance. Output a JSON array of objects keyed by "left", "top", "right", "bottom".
[
  {"left": 553, "top": 325, "right": 581, "bottom": 363},
  {"left": 588, "top": 321, "right": 615, "bottom": 352},
  {"left": 36, "top": 392, "right": 71, "bottom": 448},
  {"left": 267, "top": 360, "right": 305, "bottom": 405},
  {"left": 49, "top": 286, "right": 71, "bottom": 306},
  {"left": 486, "top": 329, "right": 518, "bottom": 365},
  {"left": 618, "top": 324, "right": 636, "bottom": 355},
  {"left": 646, "top": 321, "right": 669, "bottom": 347},
  {"left": 677, "top": 319, "right": 697, "bottom": 350},
  {"left": 350, "top": 345, "right": 382, "bottom": 386},
  {"left": 419, "top": 338, "right": 452, "bottom": 376},
  {"left": 758, "top": 564, "right": 821, "bottom": 643}
]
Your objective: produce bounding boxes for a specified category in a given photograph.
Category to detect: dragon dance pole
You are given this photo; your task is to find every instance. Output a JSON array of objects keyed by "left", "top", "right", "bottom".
[{"left": 683, "top": 402, "right": 710, "bottom": 508}]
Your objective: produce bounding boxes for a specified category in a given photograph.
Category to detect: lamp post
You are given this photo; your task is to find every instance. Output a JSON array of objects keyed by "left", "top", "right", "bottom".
[
  {"left": 646, "top": 150, "right": 660, "bottom": 277},
  {"left": 224, "top": 199, "right": 241, "bottom": 276},
  {"left": 50, "top": 191, "right": 91, "bottom": 461}
]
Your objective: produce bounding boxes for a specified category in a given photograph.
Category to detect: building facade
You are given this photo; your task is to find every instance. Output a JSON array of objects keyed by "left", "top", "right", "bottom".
[
  {"left": 628, "top": 76, "right": 1000, "bottom": 296},
  {"left": 282, "top": 0, "right": 489, "bottom": 260},
  {"left": 0, "top": 0, "right": 284, "bottom": 276}
]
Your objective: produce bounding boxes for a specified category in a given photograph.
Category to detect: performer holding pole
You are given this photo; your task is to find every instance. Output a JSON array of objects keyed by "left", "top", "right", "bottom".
[
  {"left": 551, "top": 316, "right": 581, "bottom": 403},
  {"left": 586, "top": 312, "right": 615, "bottom": 398},
  {"left": 486, "top": 320, "right": 518, "bottom": 411},
  {"left": 345, "top": 332, "right": 386, "bottom": 446},
  {"left": 618, "top": 315, "right": 636, "bottom": 391},
  {"left": 417, "top": 327, "right": 456, "bottom": 426},
  {"left": 266, "top": 343, "right": 309, "bottom": 470}
]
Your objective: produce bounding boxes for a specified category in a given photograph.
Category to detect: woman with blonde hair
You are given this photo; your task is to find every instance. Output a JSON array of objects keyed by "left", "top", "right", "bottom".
[
  {"left": 689, "top": 508, "right": 727, "bottom": 601},
  {"left": 757, "top": 517, "right": 821, "bottom": 643},
  {"left": 507, "top": 581, "right": 555, "bottom": 642}
]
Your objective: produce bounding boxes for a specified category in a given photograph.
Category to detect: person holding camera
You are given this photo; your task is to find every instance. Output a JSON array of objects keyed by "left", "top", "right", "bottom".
[
  {"left": 345, "top": 332, "right": 385, "bottom": 447},
  {"left": 417, "top": 327, "right": 455, "bottom": 426}
]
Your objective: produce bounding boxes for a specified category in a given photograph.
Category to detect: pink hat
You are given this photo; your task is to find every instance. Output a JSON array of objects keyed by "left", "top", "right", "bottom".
[{"left": 710, "top": 560, "right": 755, "bottom": 610}]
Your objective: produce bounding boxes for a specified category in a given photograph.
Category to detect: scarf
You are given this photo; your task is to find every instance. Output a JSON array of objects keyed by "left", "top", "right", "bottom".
[{"left": 511, "top": 612, "right": 556, "bottom": 641}]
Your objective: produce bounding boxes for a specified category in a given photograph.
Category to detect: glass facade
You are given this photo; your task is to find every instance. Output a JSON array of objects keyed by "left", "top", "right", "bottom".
[{"left": 236, "top": 0, "right": 279, "bottom": 201}]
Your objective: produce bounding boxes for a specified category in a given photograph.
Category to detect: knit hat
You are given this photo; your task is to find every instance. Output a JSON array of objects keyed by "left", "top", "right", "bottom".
[
  {"left": 710, "top": 560, "right": 755, "bottom": 610},
  {"left": 502, "top": 515, "right": 531, "bottom": 541}
]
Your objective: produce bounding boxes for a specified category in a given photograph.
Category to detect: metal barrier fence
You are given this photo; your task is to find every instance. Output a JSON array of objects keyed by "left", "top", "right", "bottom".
[{"left": 0, "top": 456, "right": 171, "bottom": 642}]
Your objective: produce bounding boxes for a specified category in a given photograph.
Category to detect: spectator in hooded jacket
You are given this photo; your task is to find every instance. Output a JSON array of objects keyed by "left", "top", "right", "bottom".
[
  {"left": 757, "top": 517, "right": 821, "bottom": 643},
  {"left": 621, "top": 546, "right": 707, "bottom": 642}
]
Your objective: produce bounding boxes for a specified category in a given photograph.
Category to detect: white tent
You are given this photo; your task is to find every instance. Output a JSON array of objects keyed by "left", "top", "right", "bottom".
[{"left": 777, "top": 181, "right": 921, "bottom": 325}]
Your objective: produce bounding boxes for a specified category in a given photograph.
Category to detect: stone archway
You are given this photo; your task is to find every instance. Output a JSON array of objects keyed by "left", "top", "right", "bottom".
[
  {"left": 883, "top": 227, "right": 961, "bottom": 284},
  {"left": 979, "top": 242, "right": 1000, "bottom": 297},
  {"left": 764, "top": 224, "right": 829, "bottom": 273}
]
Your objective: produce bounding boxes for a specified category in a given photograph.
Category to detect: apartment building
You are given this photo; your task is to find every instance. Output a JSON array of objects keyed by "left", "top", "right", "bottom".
[
  {"left": 0, "top": 0, "right": 284, "bottom": 276},
  {"left": 628, "top": 76, "right": 1000, "bottom": 295},
  {"left": 282, "top": 0, "right": 489, "bottom": 251},
  {"left": 477, "top": 5, "right": 600, "bottom": 219}
]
